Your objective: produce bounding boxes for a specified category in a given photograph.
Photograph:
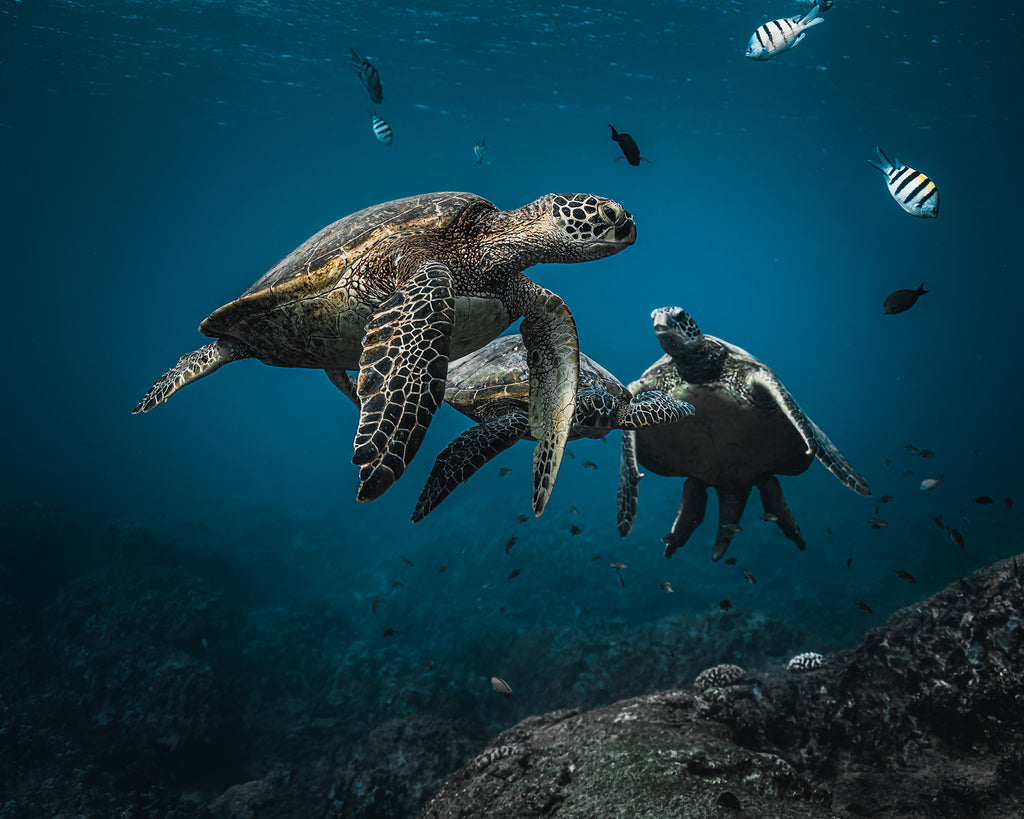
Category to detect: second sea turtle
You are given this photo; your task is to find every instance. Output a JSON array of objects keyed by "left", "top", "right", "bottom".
[{"left": 412, "top": 333, "right": 694, "bottom": 534}]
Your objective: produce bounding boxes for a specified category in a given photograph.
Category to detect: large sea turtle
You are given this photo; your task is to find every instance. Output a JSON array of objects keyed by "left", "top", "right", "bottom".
[
  {"left": 133, "top": 192, "right": 636, "bottom": 511},
  {"left": 629, "top": 306, "right": 871, "bottom": 561},
  {"left": 411, "top": 334, "right": 694, "bottom": 534}
]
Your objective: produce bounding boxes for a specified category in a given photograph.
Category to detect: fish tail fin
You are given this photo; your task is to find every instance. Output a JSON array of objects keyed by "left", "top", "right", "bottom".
[
  {"left": 917, "top": 282, "right": 929, "bottom": 295},
  {"left": 797, "top": 5, "right": 824, "bottom": 26},
  {"left": 867, "top": 146, "right": 894, "bottom": 174},
  {"left": 609, "top": 124, "right": 619, "bottom": 141}
]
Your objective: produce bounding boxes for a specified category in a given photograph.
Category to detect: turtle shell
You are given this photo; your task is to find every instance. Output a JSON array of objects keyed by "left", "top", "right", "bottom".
[
  {"left": 445, "top": 334, "right": 629, "bottom": 415},
  {"left": 200, "top": 192, "right": 494, "bottom": 339},
  {"left": 631, "top": 339, "right": 812, "bottom": 486}
]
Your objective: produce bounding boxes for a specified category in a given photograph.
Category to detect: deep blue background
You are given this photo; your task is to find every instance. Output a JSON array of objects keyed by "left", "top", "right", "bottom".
[{"left": 2, "top": 0, "right": 1022, "bottom": 646}]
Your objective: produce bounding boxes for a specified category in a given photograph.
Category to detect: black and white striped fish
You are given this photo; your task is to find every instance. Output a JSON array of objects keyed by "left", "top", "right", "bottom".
[
  {"left": 369, "top": 111, "right": 392, "bottom": 146},
  {"left": 867, "top": 147, "right": 939, "bottom": 218},
  {"left": 349, "top": 47, "right": 383, "bottom": 104},
  {"left": 473, "top": 137, "right": 487, "bottom": 164},
  {"left": 745, "top": 4, "right": 825, "bottom": 60}
]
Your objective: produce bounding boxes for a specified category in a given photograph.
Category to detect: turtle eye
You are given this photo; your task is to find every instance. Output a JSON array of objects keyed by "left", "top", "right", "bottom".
[{"left": 600, "top": 203, "right": 618, "bottom": 223}]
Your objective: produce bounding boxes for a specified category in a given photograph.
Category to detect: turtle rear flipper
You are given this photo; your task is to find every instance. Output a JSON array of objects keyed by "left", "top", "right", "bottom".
[
  {"left": 353, "top": 260, "right": 454, "bottom": 502},
  {"left": 412, "top": 412, "right": 530, "bottom": 522},
  {"left": 616, "top": 390, "right": 695, "bottom": 430},
  {"left": 616, "top": 430, "right": 643, "bottom": 538},
  {"left": 664, "top": 477, "right": 709, "bottom": 559},
  {"left": 712, "top": 484, "right": 752, "bottom": 562},
  {"left": 756, "top": 474, "right": 806, "bottom": 549},
  {"left": 132, "top": 339, "right": 255, "bottom": 414},
  {"left": 519, "top": 283, "right": 579, "bottom": 517}
]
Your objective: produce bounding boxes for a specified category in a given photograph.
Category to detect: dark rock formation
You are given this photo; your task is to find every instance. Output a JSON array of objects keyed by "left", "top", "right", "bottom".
[{"left": 422, "top": 554, "right": 1024, "bottom": 818}]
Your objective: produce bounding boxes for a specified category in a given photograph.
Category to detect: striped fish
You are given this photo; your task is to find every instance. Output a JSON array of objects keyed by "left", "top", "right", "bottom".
[
  {"left": 473, "top": 137, "right": 487, "bottom": 165},
  {"left": 867, "top": 147, "right": 939, "bottom": 218},
  {"left": 490, "top": 676, "right": 514, "bottom": 699},
  {"left": 369, "top": 110, "right": 393, "bottom": 146},
  {"left": 349, "top": 47, "right": 383, "bottom": 104},
  {"left": 745, "top": 4, "right": 824, "bottom": 60}
]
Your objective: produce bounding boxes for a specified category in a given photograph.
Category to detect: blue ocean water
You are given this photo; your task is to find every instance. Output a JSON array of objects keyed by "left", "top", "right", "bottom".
[{"left": 2, "top": 0, "right": 1022, "bottom": 800}]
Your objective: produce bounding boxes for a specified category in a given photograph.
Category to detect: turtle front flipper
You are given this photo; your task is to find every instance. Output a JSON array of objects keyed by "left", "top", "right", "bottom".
[
  {"left": 616, "top": 430, "right": 643, "bottom": 538},
  {"left": 412, "top": 411, "right": 531, "bottom": 522},
  {"left": 616, "top": 390, "right": 695, "bottom": 430},
  {"left": 353, "top": 260, "right": 455, "bottom": 502},
  {"left": 750, "top": 371, "right": 872, "bottom": 497},
  {"left": 132, "top": 339, "right": 256, "bottom": 414},
  {"left": 806, "top": 420, "right": 872, "bottom": 497},
  {"left": 712, "top": 485, "right": 752, "bottom": 562},
  {"left": 518, "top": 282, "right": 579, "bottom": 516},
  {"left": 756, "top": 474, "right": 806, "bottom": 550},
  {"left": 664, "top": 477, "right": 709, "bottom": 559}
]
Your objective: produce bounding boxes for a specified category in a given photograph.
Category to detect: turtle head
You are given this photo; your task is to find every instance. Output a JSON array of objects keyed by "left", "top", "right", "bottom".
[
  {"left": 651, "top": 307, "right": 703, "bottom": 357},
  {"left": 512, "top": 193, "right": 636, "bottom": 263},
  {"left": 571, "top": 386, "right": 620, "bottom": 439}
]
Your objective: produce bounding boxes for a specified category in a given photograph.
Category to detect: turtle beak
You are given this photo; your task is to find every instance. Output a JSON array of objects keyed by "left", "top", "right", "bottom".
[{"left": 613, "top": 218, "right": 636, "bottom": 245}]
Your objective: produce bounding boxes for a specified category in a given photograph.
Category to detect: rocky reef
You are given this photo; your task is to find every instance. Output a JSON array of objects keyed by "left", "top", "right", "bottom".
[
  {"left": 1, "top": 499, "right": 1022, "bottom": 818},
  {"left": 422, "top": 554, "right": 1024, "bottom": 818}
]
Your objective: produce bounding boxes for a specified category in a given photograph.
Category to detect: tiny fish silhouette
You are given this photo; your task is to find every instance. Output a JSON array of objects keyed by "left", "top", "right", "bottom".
[
  {"left": 401, "top": 555, "right": 414, "bottom": 566},
  {"left": 885, "top": 458, "right": 892, "bottom": 466},
  {"left": 920, "top": 476, "right": 944, "bottom": 491},
  {"left": 723, "top": 557, "right": 738, "bottom": 565},
  {"left": 722, "top": 523, "right": 742, "bottom": 534},
  {"left": 905, "top": 444, "right": 921, "bottom": 454},
  {"left": 390, "top": 581, "right": 404, "bottom": 588},
  {"left": 570, "top": 506, "right": 580, "bottom": 514},
  {"left": 491, "top": 676, "right": 514, "bottom": 699},
  {"left": 659, "top": 581, "right": 674, "bottom": 593},
  {"left": 743, "top": 569, "right": 756, "bottom": 584},
  {"left": 884, "top": 284, "right": 929, "bottom": 315},
  {"left": 516, "top": 514, "right": 528, "bottom": 523},
  {"left": 1003, "top": 498, "right": 1014, "bottom": 509},
  {"left": 880, "top": 495, "right": 895, "bottom": 504},
  {"left": 473, "top": 137, "right": 487, "bottom": 165},
  {"left": 609, "top": 124, "right": 648, "bottom": 166},
  {"left": 382, "top": 627, "right": 396, "bottom": 638},
  {"left": 565, "top": 449, "right": 575, "bottom": 459},
  {"left": 902, "top": 470, "right": 913, "bottom": 477},
  {"left": 508, "top": 568, "right": 521, "bottom": 579},
  {"left": 931, "top": 516, "right": 947, "bottom": 530},
  {"left": 760, "top": 512, "right": 778, "bottom": 522},
  {"left": 920, "top": 449, "right": 935, "bottom": 458},
  {"left": 438, "top": 565, "right": 448, "bottom": 573},
  {"left": 610, "top": 560, "right": 628, "bottom": 570},
  {"left": 590, "top": 553, "right": 602, "bottom": 561},
  {"left": 719, "top": 599, "right": 733, "bottom": 610},
  {"left": 894, "top": 568, "right": 917, "bottom": 583},
  {"left": 582, "top": 461, "right": 598, "bottom": 470},
  {"left": 498, "top": 467, "right": 512, "bottom": 477},
  {"left": 372, "top": 596, "right": 383, "bottom": 613},
  {"left": 857, "top": 600, "right": 874, "bottom": 613},
  {"left": 947, "top": 526, "right": 965, "bottom": 548},
  {"left": 870, "top": 518, "right": 888, "bottom": 529},
  {"left": 369, "top": 110, "right": 393, "bottom": 145},
  {"left": 846, "top": 557, "right": 854, "bottom": 567},
  {"left": 971, "top": 496, "right": 994, "bottom": 505},
  {"left": 504, "top": 537, "right": 516, "bottom": 554},
  {"left": 570, "top": 525, "right": 582, "bottom": 536},
  {"left": 348, "top": 46, "right": 383, "bottom": 104}
]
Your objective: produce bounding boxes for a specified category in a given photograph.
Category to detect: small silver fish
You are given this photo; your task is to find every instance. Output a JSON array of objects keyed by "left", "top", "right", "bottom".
[
  {"left": 746, "top": 5, "right": 825, "bottom": 60},
  {"left": 868, "top": 147, "right": 938, "bottom": 218},
  {"left": 349, "top": 47, "right": 383, "bottom": 104},
  {"left": 760, "top": 512, "right": 778, "bottom": 522},
  {"left": 920, "top": 476, "right": 944, "bottom": 491},
  {"left": 659, "top": 580, "right": 674, "bottom": 593},
  {"left": 473, "top": 137, "right": 487, "bottom": 164},
  {"left": 370, "top": 110, "right": 393, "bottom": 146},
  {"left": 490, "top": 676, "right": 514, "bottom": 699}
]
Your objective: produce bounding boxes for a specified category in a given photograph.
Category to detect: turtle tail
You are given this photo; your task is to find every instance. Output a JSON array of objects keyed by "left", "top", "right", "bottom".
[{"left": 132, "top": 339, "right": 254, "bottom": 414}]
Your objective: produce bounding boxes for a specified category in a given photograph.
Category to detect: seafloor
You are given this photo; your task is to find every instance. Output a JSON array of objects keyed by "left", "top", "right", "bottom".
[{"left": 3, "top": 499, "right": 1022, "bottom": 818}]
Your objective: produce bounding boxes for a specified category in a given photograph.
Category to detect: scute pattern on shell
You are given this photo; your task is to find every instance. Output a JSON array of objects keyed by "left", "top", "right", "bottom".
[
  {"left": 787, "top": 652, "right": 827, "bottom": 672},
  {"left": 694, "top": 663, "right": 745, "bottom": 693}
]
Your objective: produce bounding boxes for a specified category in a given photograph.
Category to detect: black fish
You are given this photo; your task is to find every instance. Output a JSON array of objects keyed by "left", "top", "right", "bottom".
[
  {"left": 948, "top": 526, "right": 965, "bottom": 548},
  {"left": 570, "top": 525, "right": 582, "bottom": 535},
  {"left": 382, "top": 627, "right": 396, "bottom": 638},
  {"left": 719, "top": 599, "right": 733, "bottom": 611},
  {"left": 723, "top": 557, "right": 738, "bottom": 566},
  {"left": 498, "top": 467, "right": 512, "bottom": 477},
  {"left": 971, "top": 495, "right": 994, "bottom": 505},
  {"left": 609, "top": 124, "right": 647, "bottom": 166},
  {"left": 508, "top": 568, "right": 521, "bottom": 579},
  {"left": 401, "top": 555, "right": 414, "bottom": 566},
  {"left": 884, "top": 283, "right": 929, "bottom": 315},
  {"left": 349, "top": 47, "right": 383, "bottom": 104},
  {"left": 1004, "top": 498, "right": 1014, "bottom": 510},
  {"left": 894, "top": 568, "right": 917, "bottom": 583},
  {"left": 504, "top": 537, "right": 516, "bottom": 554},
  {"left": 856, "top": 600, "right": 873, "bottom": 613}
]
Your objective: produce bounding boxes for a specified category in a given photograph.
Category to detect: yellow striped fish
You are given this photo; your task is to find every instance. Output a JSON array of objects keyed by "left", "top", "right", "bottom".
[
  {"left": 868, "top": 147, "right": 938, "bottom": 218},
  {"left": 473, "top": 137, "right": 487, "bottom": 165},
  {"left": 369, "top": 111, "right": 392, "bottom": 146},
  {"left": 745, "top": 4, "right": 824, "bottom": 60}
]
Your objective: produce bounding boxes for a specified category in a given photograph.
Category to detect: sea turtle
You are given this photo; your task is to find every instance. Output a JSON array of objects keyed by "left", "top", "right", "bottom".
[
  {"left": 412, "top": 334, "right": 694, "bottom": 534},
  {"left": 628, "top": 306, "right": 871, "bottom": 561},
  {"left": 132, "top": 192, "right": 636, "bottom": 511}
]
